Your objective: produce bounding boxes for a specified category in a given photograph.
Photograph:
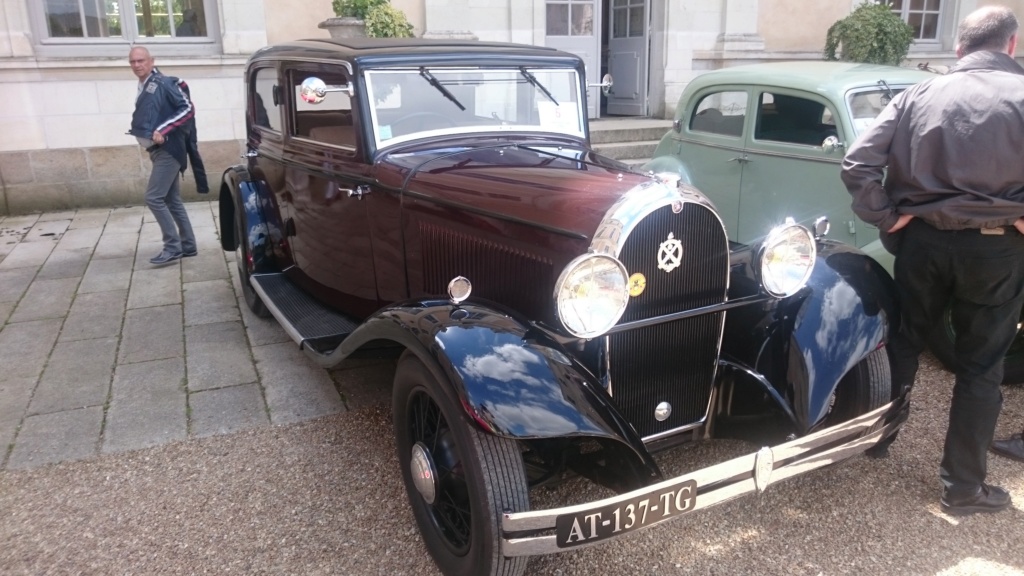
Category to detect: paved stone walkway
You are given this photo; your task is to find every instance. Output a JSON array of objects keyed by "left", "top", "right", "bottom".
[{"left": 0, "top": 202, "right": 390, "bottom": 470}]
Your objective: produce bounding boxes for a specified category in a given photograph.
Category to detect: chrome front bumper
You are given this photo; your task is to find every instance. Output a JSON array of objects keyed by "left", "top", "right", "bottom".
[{"left": 501, "top": 398, "right": 907, "bottom": 557}]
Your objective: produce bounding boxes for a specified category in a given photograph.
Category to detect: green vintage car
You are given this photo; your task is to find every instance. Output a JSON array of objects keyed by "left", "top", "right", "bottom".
[{"left": 644, "top": 61, "right": 1024, "bottom": 383}]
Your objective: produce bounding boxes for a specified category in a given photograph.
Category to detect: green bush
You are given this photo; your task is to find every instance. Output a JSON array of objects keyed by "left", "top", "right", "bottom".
[
  {"left": 366, "top": 4, "right": 414, "bottom": 38},
  {"left": 823, "top": 1, "right": 914, "bottom": 66},
  {"left": 332, "top": 0, "right": 387, "bottom": 19}
]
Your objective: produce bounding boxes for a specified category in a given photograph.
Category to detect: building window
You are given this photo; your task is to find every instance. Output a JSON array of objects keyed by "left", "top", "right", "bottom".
[
  {"left": 890, "top": 0, "right": 942, "bottom": 41},
  {"left": 546, "top": 0, "right": 595, "bottom": 37},
  {"left": 41, "top": 0, "right": 210, "bottom": 40}
]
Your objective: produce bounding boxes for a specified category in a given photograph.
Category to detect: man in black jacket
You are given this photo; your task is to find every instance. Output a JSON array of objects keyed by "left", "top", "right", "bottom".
[
  {"left": 128, "top": 46, "right": 198, "bottom": 265},
  {"left": 842, "top": 6, "right": 1024, "bottom": 515}
]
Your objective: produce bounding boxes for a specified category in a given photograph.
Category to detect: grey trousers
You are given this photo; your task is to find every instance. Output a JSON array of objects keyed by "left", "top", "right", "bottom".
[{"left": 145, "top": 148, "right": 196, "bottom": 256}]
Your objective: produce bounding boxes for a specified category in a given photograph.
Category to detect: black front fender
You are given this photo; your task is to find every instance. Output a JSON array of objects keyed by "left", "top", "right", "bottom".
[
  {"left": 724, "top": 241, "right": 898, "bottom": 432},
  {"left": 334, "top": 300, "right": 662, "bottom": 481},
  {"left": 790, "top": 242, "right": 897, "bottom": 430}
]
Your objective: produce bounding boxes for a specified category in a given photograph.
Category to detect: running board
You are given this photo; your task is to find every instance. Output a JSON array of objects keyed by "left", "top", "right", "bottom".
[{"left": 249, "top": 273, "right": 358, "bottom": 353}]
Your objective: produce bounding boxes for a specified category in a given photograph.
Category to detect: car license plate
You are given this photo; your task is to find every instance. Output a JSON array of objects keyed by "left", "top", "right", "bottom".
[{"left": 555, "top": 479, "right": 698, "bottom": 547}]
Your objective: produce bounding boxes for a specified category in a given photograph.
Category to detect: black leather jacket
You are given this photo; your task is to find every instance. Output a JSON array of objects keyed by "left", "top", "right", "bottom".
[
  {"left": 842, "top": 51, "right": 1024, "bottom": 233},
  {"left": 129, "top": 70, "right": 194, "bottom": 170}
]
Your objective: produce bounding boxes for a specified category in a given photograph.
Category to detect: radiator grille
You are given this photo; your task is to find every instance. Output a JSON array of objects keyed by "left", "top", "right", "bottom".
[
  {"left": 420, "top": 223, "right": 554, "bottom": 316},
  {"left": 609, "top": 203, "right": 729, "bottom": 439}
]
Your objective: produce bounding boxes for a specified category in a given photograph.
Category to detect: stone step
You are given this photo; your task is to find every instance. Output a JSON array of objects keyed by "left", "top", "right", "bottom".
[
  {"left": 589, "top": 118, "right": 673, "bottom": 145},
  {"left": 591, "top": 140, "right": 661, "bottom": 161}
]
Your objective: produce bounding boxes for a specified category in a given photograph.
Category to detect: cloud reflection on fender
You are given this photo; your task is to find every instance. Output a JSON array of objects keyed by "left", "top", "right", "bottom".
[
  {"left": 441, "top": 325, "right": 608, "bottom": 438},
  {"left": 796, "top": 251, "right": 889, "bottom": 425}
]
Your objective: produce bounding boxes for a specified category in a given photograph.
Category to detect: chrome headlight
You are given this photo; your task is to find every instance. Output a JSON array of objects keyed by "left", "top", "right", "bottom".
[
  {"left": 758, "top": 218, "right": 816, "bottom": 297},
  {"left": 555, "top": 253, "right": 630, "bottom": 339}
]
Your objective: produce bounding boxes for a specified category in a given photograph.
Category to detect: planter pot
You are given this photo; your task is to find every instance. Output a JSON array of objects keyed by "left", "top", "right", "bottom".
[{"left": 318, "top": 17, "right": 367, "bottom": 39}]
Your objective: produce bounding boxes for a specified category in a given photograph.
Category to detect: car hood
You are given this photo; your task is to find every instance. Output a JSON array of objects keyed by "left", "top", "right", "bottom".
[{"left": 379, "top": 140, "right": 660, "bottom": 242}]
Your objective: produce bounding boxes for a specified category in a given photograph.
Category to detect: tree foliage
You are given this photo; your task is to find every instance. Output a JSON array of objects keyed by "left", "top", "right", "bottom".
[
  {"left": 366, "top": 4, "right": 414, "bottom": 38},
  {"left": 331, "top": 0, "right": 387, "bottom": 19},
  {"left": 824, "top": 1, "right": 915, "bottom": 66}
]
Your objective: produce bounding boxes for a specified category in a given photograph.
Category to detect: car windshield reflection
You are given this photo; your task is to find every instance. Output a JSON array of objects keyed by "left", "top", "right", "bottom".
[{"left": 366, "top": 67, "right": 585, "bottom": 147}]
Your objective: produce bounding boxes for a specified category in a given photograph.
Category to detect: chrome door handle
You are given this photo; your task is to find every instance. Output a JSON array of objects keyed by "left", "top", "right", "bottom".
[
  {"left": 727, "top": 155, "right": 751, "bottom": 163},
  {"left": 242, "top": 150, "right": 259, "bottom": 159},
  {"left": 344, "top": 185, "right": 371, "bottom": 199}
]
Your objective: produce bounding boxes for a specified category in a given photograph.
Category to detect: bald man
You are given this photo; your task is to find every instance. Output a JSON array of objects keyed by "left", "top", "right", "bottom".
[
  {"left": 127, "top": 46, "right": 197, "bottom": 265},
  {"left": 842, "top": 5, "right": 1024, "bottom": 515}
]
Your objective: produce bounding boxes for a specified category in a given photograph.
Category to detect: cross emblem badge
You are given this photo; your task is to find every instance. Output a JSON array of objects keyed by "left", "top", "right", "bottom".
[{"left": 657, "top": 232, "right": 683, "bottom": 273}]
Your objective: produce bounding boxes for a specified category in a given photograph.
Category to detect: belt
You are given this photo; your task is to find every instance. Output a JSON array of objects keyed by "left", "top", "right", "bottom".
[{"left": 979, "top": 226, "right": 1016, "bottom": 235}]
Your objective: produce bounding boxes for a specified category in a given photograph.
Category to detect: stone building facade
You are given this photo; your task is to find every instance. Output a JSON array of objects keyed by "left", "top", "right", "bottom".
[{"left": 0, "top": 0, "right": 1016, "bottom": 214}]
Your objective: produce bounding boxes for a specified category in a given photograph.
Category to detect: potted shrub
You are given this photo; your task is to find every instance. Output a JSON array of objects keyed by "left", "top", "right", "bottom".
[
  {"left": 823, "top": 1, "right": 915, "bottom": 66},
  {"left": 319, "top": 0, "right": 413, "bottom": 39}
]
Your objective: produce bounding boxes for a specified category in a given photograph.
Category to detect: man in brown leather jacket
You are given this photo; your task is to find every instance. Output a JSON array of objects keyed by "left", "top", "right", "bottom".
[{"left": 842, "top": 5, "right": 1024, "bottom": 516}]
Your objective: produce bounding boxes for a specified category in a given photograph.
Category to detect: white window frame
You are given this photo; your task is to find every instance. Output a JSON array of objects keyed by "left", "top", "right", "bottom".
[
  {"left": 886, "top": 0, "right": 964, "bottom": 53},
  {"left": 27, "top": 0, "right": 221, "bottom": 57}
]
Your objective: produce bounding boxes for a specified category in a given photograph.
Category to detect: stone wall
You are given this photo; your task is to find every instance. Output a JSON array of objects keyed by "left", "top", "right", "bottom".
[{"left": 0, "top": 140, "right": 244, "bottom": 216}]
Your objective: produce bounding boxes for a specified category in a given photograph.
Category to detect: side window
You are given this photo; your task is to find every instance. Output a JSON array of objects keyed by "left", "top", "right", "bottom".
[
  {"left": 689, "top": 91, "right": 747, "bottom": 137},
  {"left": 292, "top": 70, "right": 356, "bottom": 148},
  {"left": 252, "top": 68, "right": 282, "bottom": 133},
  {"left": 755, "top": 93, "right": 837, "bottom": 146}
]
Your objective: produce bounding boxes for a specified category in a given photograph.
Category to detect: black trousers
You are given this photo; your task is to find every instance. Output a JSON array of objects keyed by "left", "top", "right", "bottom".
[{"left": 888, "top": 219, "right": 1024, "bottom": 497}]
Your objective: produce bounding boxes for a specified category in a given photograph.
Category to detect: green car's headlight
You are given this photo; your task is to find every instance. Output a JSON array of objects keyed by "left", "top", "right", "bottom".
[
  {"left": 759, "top": 219, "right": 816, "bottom": 297},
  {"left": 555, "top": 253, "right": 630, "bottom": 338}
]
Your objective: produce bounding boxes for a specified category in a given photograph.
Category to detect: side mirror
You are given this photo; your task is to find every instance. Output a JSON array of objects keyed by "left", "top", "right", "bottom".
[
  {"left": 299, "top": 77, "right": 354, "bottom": 105},
  {"left": 588, "top": 74, "right": 614, "bottom": 96},
  {"left": 822, "top": 135, "right": 844, "bottom": 154}
]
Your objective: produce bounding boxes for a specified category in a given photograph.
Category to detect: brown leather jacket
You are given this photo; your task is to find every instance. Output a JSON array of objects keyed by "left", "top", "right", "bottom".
[{"left": 842, "top": 51, "right": 1024, "bottom": 233}]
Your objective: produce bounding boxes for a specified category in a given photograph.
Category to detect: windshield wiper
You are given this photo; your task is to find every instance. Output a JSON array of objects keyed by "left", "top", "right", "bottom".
[
  {"left": 419, "top": 68, "right": 465, "bottom": 111},
  {"left": 520, "top": 67, "right": 559, "bottom": 106}
]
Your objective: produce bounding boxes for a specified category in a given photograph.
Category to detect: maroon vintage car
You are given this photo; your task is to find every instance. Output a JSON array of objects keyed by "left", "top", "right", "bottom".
[{"left": 219, "top": 38, "right": 907, "bottom": 576}]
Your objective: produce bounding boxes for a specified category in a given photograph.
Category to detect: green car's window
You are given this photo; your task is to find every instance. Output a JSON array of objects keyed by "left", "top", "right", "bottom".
[
  {"left": 689, "top": 91, "right": 747, "bottom": 137},
  {"left": 755, "top": 92, "right": 837, "bottom": 146},
  {"left": 847, "top": 89, "right": 905, "bottom": 135}
]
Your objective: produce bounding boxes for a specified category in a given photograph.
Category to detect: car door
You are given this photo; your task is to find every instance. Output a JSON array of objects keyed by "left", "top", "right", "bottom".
[
  {"left": 674, "top": 88, "right": 750, "bottom": 235},
  {"left": 737, "top": 89, "right": 857, "bottom": 247},
  {"left": 276, "top": 64, "right": 381, "bottom": 318}
]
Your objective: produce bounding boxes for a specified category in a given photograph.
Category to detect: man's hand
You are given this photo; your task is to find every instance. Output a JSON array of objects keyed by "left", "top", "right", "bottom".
[
  {"left": 888, "top": 214, "right": 914, "bottom": 233},
  {"left": 152, "top": 131, "right": 165, "bottom": 145},
  {"left": 1014, "top": 218, "right": 1024, "bottom": 235}
]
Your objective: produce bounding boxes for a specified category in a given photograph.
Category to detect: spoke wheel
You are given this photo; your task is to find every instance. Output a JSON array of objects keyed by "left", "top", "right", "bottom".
[
  {"left": 393, "top": 353, "right": 528, "bottom": 576},
  {"left": 235, "top": 208, "right": 270, "bottom": 318},
  {"left": 928, "top": 305, "right": 1024, "bottom": 384}
]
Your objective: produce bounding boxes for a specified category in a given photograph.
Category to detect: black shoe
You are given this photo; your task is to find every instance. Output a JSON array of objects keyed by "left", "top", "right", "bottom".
[
  {"left": 991, "top": 433, "right": 1024, "bottom": 463},
  {"left": 182, "top": 250, "right": 198, "bottom": 257},
  {"left": 149, "top": 251, "right": 182, "bottom": 265},
  {"left": 940, "top": 484, "right": 1011, "bottom": 515}
]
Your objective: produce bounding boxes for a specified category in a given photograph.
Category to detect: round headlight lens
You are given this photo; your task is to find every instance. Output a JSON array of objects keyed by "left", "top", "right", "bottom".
[
  {"left": 759, "top": 220, "right": 816, "bottom": 297},
  {"left": 555, "top": 254, "right": 630, "bottom": 338}
]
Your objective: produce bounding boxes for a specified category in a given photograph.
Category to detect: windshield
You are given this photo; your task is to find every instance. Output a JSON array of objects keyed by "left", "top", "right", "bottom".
[
  {"left": 365, "top": 67, "right": 585, "bottom": 147},
  {"left": 846, "top": 87, "right": 908, "bottom": 136}
]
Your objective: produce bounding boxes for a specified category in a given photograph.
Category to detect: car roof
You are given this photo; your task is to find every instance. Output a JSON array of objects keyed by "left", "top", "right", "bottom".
[
  {"left": 249, "top": 38, "right": 583, "bottom": 69},
  {"left": 685, "top": 61, "right": 936, "bottom": 97}
]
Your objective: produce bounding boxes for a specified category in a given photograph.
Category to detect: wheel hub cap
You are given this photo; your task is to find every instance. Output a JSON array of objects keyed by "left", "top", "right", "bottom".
[{"left": 410, "top": 442, "right": 439, "bottom": 505}]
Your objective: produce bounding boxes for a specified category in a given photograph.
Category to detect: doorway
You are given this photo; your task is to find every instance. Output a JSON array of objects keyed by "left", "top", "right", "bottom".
[{"left": 543, "top": 0, "right": 650, "bottom": 118}]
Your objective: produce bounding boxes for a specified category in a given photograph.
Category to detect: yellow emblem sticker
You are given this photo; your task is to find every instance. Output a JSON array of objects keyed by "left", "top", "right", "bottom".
[{"left": 628, "top": 273, "right": 647, "bottom": 297}]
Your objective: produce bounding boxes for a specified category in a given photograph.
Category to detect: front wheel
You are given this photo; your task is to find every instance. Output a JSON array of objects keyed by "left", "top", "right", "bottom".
[
  {"left": 392, "top": 353, "right": 529, "bottom": 576},
  {"left": 821, "top": 347, "right": 891, "bottom": 427},
  {"left": 927, "top": 305, "right": 1024, "bottom": 384}
]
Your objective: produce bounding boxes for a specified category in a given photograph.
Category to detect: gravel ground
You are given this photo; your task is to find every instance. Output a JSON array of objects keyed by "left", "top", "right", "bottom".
[{"left": 3, "top": 354, "right": 1024, "bottom": 576}]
